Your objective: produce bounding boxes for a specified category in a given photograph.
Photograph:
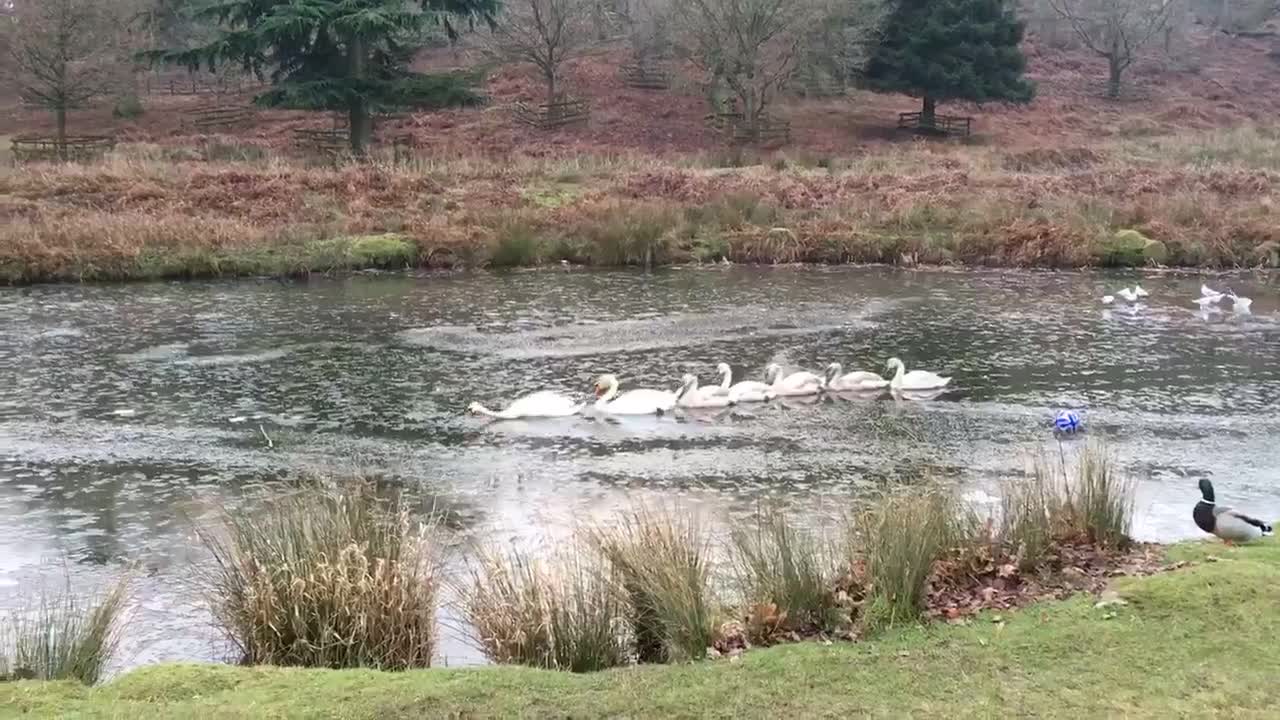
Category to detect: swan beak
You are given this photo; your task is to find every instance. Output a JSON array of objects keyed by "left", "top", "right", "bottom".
[{"left": 593, "top": 384, "right": 605, "bottom": 397}]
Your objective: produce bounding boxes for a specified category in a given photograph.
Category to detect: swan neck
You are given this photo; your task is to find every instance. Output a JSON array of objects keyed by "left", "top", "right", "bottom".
[{"left": 473, "top": 404, "right": 502, "bottom": 418}]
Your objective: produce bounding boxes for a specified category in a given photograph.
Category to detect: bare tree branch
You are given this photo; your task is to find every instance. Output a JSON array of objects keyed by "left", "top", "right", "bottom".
[{"left": 1046, "top": 0, "right": 1177, "bottom": 97}]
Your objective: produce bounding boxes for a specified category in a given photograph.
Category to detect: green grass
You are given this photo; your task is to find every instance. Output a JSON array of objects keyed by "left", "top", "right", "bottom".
[{"left": 5, "top": 540, "right": 1277, "bottom": 718}]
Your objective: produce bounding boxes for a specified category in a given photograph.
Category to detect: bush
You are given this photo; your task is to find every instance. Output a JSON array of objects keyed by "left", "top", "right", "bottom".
[
  {"left": 488, "top": 215, "right": 544, "bottom": 267},
  {"left": 196, "top": 476, "right": 443, "bottom": 670},
  {"left": 1002, "top": 443, "right": 1136, "bottom": 567},
  {"left": 594, "top": 507, "right": 716, "bottom": 663},
  {"left": 580, "top": 203, "right": 680, "bottom": 266},
  {"left": 1066, "top": 444, "right": 1135, "bottom": 549},
  {"left": 1, "top": 575, "right": 129, "bottom": 684},
  {"left": 462, "top": 546, "right": 629, "bottom": 672},
  {"left": 112, "top": 94, "right": 145, "bottom": 120},
  {"left": 860, "top": 490, "right": 968, "bottom": 628},
  {"left": 729, "top": 510, "right": 843, "bottom": 638}
]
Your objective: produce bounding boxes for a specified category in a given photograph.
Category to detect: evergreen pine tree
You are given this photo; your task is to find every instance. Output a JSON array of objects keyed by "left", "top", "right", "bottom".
[
  {"left": 865, "top": 0, "right": 1034, "bottom": 128},
  {"left": 150, "top": 0, "right": 496, "bottom": 155}
]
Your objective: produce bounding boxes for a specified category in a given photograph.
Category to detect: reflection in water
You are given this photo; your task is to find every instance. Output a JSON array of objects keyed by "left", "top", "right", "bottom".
[{"left": 1, "top": 266, "right": 1279, "bottom": 671}]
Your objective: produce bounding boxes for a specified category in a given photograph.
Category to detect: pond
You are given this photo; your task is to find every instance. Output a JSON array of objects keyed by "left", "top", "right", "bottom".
[{"left": 1, "top": 266, "right": 1278, "bottom": 671}]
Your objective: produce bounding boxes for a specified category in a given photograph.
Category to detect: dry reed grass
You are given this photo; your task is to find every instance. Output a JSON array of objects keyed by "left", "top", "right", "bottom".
[
  {"left": 4, "top": 126, "right": 1279, "bottom": 282},
  {"left": 593, "top": 506, "right": 716, "bottom": 663},
  {"left": 197, "top": 476, "right": 443, "bottom": 670},
  {"left": 460, "top": 545, "right": 630, "bottom": 672}
]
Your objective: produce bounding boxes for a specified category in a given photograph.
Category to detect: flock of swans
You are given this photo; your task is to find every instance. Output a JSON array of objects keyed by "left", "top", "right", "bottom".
[
  {"left": 467, "top": 358, "right": 952, "bottom": 420},
  {"left": 1102, "top": 282, "right": 1253, "bottom": 314}
]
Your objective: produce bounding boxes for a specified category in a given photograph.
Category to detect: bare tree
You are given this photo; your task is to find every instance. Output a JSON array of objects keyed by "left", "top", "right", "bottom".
[
  {"left": 677, "top": 0, "right": 825, "bottom": 138},
  {"left": 1047, "top": 0, "right": 1178, "bottom": 98},
  {"left": 488, "top": 0, "right": 595, "bottom": 104},
  {"left": 3, "top": 0, "right": 118, "bottom": 153}
]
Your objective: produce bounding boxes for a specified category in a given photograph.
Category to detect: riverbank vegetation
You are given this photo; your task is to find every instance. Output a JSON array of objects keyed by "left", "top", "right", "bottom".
[
  {"left": 196, "top": 478, "right": 444, "bottom": 670},
  {"left": 3, "top": 124, "right": 1280, "bottom": 284},
  {"left": 0, "top": 576, "right": 129, "bottom": 685},
  {"left": 5, "top": 540, "right": 1278, "bottom": 718}
]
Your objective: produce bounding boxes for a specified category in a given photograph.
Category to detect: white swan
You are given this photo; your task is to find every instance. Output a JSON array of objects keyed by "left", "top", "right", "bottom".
[
  {"left": 823, "top": 362, "right": 889, "bottom": 392},
  {"left": 1134, "top": 285, "right": 1150, "bottom": 298},
  {"left": 1116, "top": 287, "right": 1139, "bottom": 303},
  {"left": 1201, "top": 283, "right": 1225, "bottom": 301},
  {"left": 886, "top": 357, "right": 951, "bottom": 391},
  {"left": 676, "top": 373, "right": 734, "bottom": 409},
  {"left": 718, "top": 363, "right": 775, "bottom": 403},
  {"left": 593, "top": 374, "right": 677, "bottom": 415},
  {"left": 1227, "top": 290, "right": 1253, "bottom": 313},
  {"left": 468, "top": 391, "right": 584, "bottom": 420},
  {"left": 765, "top": 363, "right": 824, "bottom": 397},
  {"left": 1101, "top": 295, "right": 1115, "bottom": 305}
]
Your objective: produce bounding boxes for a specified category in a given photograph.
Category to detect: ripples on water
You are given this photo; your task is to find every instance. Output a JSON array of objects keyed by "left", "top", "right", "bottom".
[{"left": 1, "top": 267, "right": 1278, "bottom": 670}]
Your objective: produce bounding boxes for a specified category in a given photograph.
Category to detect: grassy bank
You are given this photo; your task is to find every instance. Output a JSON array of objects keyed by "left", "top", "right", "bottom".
[
  {"left": 4, "top": 541, "right": 1276, "bottom": 718},
  {"left": 3, "top": 126, "right": 1280, "bottom": 283}
]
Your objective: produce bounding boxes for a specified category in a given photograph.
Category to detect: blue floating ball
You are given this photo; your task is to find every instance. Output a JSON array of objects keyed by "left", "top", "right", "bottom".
[{"left": 1054, "top": 410, "right": 1082, "bottom": 433}]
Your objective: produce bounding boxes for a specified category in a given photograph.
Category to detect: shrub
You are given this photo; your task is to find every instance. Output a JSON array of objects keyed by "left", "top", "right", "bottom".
[
  {"left": 860, "top": 490, "right": 968, "bottom": 628},
  {"left": 1, "top": 575, "right": 129, "bottom": 684},
  {"left": 488, "top": 214, "right": 544, "bottom": 267},
  {"left": 594, "top": 507, "right": 716, "bottom": 663},
  {"left": 1065, "top": 443, "right": 1135, "bottom": 549},
  {"left": 462, "top": 546, "right": 629, "bottom": 672},
  {"left": 580, "top": 203, "right": 680, "bottom": 266},
  {"left": 1001, "top": 443, "right": 1136, "bottom": 567},
  {"left": 729, "top": 510, "right": 842, "bottom": 638},
  {"left": 112, "top": 94, "right": 145, "bottom": 120},
  {"left": 196, "top": 476, "right": 443, "bottom": 669}
]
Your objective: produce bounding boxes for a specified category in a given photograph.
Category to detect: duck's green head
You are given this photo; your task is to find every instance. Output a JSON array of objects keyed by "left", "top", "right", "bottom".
[{"left": 1198, "top": 478, "right": 1215, "bottom": 503}]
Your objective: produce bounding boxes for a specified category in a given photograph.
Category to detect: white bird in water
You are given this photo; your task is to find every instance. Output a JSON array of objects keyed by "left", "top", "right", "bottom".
[
  {"left": 1101, "top": 295, "right": 1115, "bottom": 305},
  {"left": 765, "top": 363, "right": 824, "bottom": 397},
  {"left": 677, "top": 372, "right": 734, "bottom": 409},
  {"left": 592, "top": 374, "right": 677, "bottom": 415},
  {"left": 886, "top": 357, "right": 951, "bottom": 391},
  {"left": 1229, "top": 291, "right": 1253, "bottom": 314},
  {"left": 1116, "top": 287, "right": 1139, "bottom": 303},
  {"left": 719, "top": 363, "right": 775, "bottom": 403},
  {"left": 1134, "top": 285, "right": 1149, "bottom": 298},
  {"left": 468, "top": 391, "right": 584, "bottom": 420}
]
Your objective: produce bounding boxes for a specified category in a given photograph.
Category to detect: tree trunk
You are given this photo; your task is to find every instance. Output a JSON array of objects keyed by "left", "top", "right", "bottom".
[
  {"left": 545, "top": 68, "right": 557, "bottom": 105},
  {"left": 921, "top": 96, "right": 936, "bottom": 129},
  {"left": 347, "top": 33, "right": 372, "bottom": 156},
  {"left": 1107, "top": 58, "right": 1122, "bottom": 99},
  {"left": 55, "top": 105, "right": 68, "bottom": 161}
]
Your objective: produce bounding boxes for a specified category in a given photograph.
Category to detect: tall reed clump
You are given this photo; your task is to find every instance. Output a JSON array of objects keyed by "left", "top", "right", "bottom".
[
  {"left": 729, "top": 510, "right": 843, "bottom": 638},
  {"left": 594, "top": 506, "right": 716, "bottom": 663},
  {"left": 1001, "top": 442, "right": 1136, "bottom": 568},
  {"left": 1063, "top": 443, "right": 1135, "bottom": 549},
  {"left": 0, "top": 576, "right": 129, "bottom": 684},
  {"left": 859, "top": 490, "right": 970, "bottom": 628},
  {"left": 461, "top": 546, "right": 630, "bottom": 672},
  {"left": 197, "top": 477, "right": 443, "bottom": 670}
]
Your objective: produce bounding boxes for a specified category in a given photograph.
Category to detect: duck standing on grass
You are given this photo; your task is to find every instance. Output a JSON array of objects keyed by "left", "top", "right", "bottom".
[{"left": 1193, "top": 479, "right": 1273, "bottom": 545}]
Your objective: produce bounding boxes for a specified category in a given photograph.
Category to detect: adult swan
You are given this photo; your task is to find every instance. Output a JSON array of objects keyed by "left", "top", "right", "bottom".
[
  {"left": 823, "top": 363, "right": 888, "bottom": 392},
  {"left": 885, "top": 357, "right": 951, "bottom": 391},
  {"left": 593, "top": 374, "right": 678, "bottom": 415},
  {"left": 715, "top": 362, "right": 775, "bottom": 403},
  {"left": 468, "top": 391, "right": 584, "bottom": 420},
  {"left": 765, "top": 363, "right": 824, "bottom": 397}
]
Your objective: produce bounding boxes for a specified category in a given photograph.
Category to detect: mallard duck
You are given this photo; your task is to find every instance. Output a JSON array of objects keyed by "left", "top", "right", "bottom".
[{"left": 1193, "top": 479, "right": 1273, "bottom": 544}]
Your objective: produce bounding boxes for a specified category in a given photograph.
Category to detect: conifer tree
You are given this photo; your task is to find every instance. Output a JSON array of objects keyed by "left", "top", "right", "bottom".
[
  {"left": 865, "top": 0, "right": 1034, "bottom": 127},
  {"left": 152, "top": 0, "right": 496, "bottom": 155}
]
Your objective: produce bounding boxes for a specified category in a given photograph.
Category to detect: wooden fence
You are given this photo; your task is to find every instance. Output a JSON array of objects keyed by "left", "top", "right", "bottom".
[
  {"left": 293, "top": 129, "right": 351, "bottom": 156},
  {"left": 183, "top": 103, "right": 255, "bottom": 132},
  {"left": 705, "top": 111, "right": 791, "bottom": 147},
  {"left": 620, "top": 62, "right": 673, "bottom": 90},
  {"left": 514, "top": 98, "right": 590, "bottom": 129},
  {"left": 897, "top": 111, "right": 973, "bottom": 137},
  {"left": 11, "top": 135, "right": 116, "bottom": 163}
]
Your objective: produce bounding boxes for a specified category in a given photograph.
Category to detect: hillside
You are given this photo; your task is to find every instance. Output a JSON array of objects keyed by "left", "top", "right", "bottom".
[{"left": 3, "top": 28, "right": 1279, "bottom": 157}]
